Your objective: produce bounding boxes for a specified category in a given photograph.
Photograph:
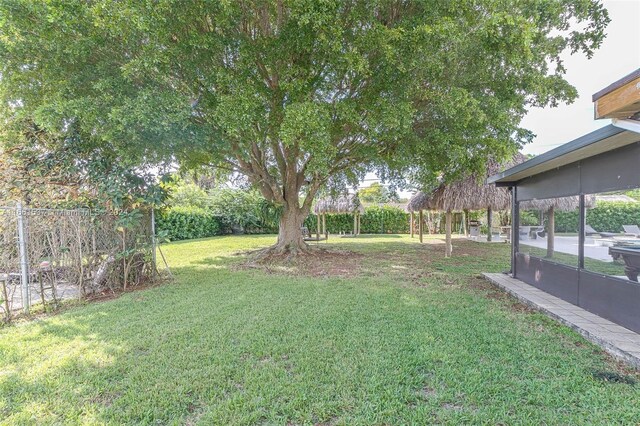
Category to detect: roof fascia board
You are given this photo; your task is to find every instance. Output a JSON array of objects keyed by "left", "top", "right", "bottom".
[
  {"left": 487, "top": 125, "right": 625, "bottom": 184},
  {"left": 612, "top": 118, "right": 640, "bottom": 134}
]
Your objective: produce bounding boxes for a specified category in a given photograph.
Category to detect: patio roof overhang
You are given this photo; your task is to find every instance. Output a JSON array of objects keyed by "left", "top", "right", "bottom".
[
  {"left": 592, "top": 67, "right": 640, "bottom": 120},
  {"left": 487, "top": 123, "right": 640, "bottom": 186}
]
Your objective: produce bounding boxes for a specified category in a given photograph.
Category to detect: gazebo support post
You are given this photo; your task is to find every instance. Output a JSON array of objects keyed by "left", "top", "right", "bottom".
[
  {"left": 322, "top": 214, "right": 326, "bottom": 236},
  {"left": 418, "top": 210, "right": 423, "bottom": 243},
  {"left": 316, "top": 212, "right": 321, "bottom": 240},
  {"left": 410, "top": 212, "right": 414, "bottom": 238},
  {"left": 511, "top": 187, "right": 519, "bottom": 276},
  {"left": 462, "top": 210, "right": 467, "bottom": 236},
  {"left": 486, "top": 207, "right": 493, "bottom": 242},
  {"left": 357, "top": 213, "right": 361, "bottom": 235},
  {"left": 578, "top": 194, "right": 585, "bottom": 268},
  {"left": 546, "top": 206, "right": 555, "bottom": 258},
  {"left": 445, "top": 209, "right": 452, "bottom": 257},
  {"left": 353, "top": 213, "right": 357, "bottom": 236}
]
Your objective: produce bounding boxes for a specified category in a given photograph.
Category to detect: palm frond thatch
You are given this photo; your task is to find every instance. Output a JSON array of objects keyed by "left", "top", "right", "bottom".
[
  {"left": 406, "top": 191, "right": 437, "bottom": 212},
  {"left": 416, "top": 153, "right": 528, "bottom": 212},
  {"left": 313, "top": 194, "right": 364, "bottom": 214},
  {"left": 520, "top": 194, "right": 596, "bottom": 212}
]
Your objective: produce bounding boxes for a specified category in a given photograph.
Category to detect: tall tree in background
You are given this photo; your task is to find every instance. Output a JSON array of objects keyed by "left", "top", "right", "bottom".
[
  {"left": 359, "top": 183, "right": 400, "bottom": 204},
  {"left": 0, "top": 0, "right": 609, "bottom": 254}
]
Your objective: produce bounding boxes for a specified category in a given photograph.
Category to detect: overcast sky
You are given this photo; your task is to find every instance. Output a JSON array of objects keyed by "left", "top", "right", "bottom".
[{"left": 520, "top": 0, "right": 640, "bottom": 155}]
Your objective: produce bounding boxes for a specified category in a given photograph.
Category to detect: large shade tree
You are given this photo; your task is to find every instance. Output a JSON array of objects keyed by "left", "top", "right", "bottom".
[{"left": 0, "top": 0, "right": 609, "bottom": 254}]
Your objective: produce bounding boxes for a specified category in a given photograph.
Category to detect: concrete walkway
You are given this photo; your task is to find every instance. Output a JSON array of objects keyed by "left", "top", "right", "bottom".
[{"left": 483, "top": 272, "right": 640, "bottom": 369}]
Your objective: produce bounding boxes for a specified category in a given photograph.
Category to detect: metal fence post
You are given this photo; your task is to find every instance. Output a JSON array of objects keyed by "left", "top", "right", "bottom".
[
  {"left": 16, "top": 202, "right": 30, "bottom": 314},
  {"left": 151, "top": 208, "right": 157, "bottom": 274}
]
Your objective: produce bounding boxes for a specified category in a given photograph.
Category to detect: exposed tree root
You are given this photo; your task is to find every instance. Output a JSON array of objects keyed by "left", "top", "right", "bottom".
[
  {"left": 238, "top": 243, "right": 362, "bottom": 278},
  {"left": 245, "top": 241, "right": 315, "bottom": 265},
  {"left": 242, "top": 242, "right": 356, "bottom": 268}
]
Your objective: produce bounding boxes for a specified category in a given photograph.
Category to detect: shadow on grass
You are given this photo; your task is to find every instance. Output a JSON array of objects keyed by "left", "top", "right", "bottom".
[
  {"left": 1, "top": 236, "right": 638, "bottom": 424},
  {"left": 333, "top": 234, "right": 403, "bottom": 239}
]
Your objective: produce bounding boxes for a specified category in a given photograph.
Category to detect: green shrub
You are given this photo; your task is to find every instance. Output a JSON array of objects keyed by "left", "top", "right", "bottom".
[
  {"left": 361, "top": 205, "right": 410, "bottom": 233},
  {"left": 304, "top": 205, "right": 410, "bottom": 234},
  {"left": 555, "top": 201, "right": 640, "bottom": 233},
  {"left": 519, "top": 210, "right": 540, "bottom": 226},
  {"left": 166, "top": 184, "right": 283, "bottom": 234},
  {"left": 209, "top": 188, "right": 264, "bottom": 233},
  {"left": 156, "top": 206, "right": 223, "bottom": 241}
]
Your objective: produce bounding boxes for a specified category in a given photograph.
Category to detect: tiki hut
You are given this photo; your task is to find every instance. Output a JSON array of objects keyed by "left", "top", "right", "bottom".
[
  {"left": 313, "top": 194, "right": 365, "bottom": 238},
  {"left": 521, "top": 195, "right": 596, "bottom": 258},
  {"left": 426, "top": 153, "right": 528, "bottom": 257},
  {"left": 406, "top": 191, "right": 438, "bottom": 243}
]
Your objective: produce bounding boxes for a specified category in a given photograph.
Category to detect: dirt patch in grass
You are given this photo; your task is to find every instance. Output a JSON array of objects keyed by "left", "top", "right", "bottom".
[
  {"left": 592, "top": 369, "right": 637, "bottom": 385},
  {"left": 238, "top": 247, "right": 364, "bottom": 278}
]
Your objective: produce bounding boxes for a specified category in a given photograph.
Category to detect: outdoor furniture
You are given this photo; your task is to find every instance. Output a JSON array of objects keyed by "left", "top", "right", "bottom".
[
  {"left": 469, "top": 220, "right": 481, "bottom": 237},
  {"left": 585, "top": 224, "right": 599, "bottom": 236},
  {"left": 623, "top": 225, "right": 640, "bottom": 237},
  {"left": 490, "top": 226, "right": 502, "bottom": 242},
  {"left": 519, "top": 226, "right": 543, "bottom": 240},
  {"left": 609, "top": 246, "right": 640, "bottom": 282},
  {"left": 586, "top": 224, "right": 617, "bottom": 238},
  {"left": 609, "top": 239, "right": 640, "bottom": 258},
  {"left": 501, "top": 226, "right": 512, "bottom": 242},
  {"left": 301, "top": 226, "right": 326, "bottom": 242}
]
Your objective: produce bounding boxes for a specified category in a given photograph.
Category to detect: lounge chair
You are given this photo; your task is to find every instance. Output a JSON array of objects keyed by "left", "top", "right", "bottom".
[
  {"left": 623, "top": 225, "right": 640, "bottom": 238},
  {"left": 585, "top": 224, "right": 617, "bottom": 238}
]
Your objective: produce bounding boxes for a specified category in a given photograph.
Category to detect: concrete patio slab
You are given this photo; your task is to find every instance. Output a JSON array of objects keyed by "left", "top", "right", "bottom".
[{"left": 483, "top": 272, "right": 640, "bottom": 369}]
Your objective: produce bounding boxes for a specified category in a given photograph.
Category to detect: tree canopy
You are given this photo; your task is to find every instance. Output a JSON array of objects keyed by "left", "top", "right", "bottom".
[
  {"left": 359, "top": 183, "right": 400, "bottom": 204},
  {"left": 0, "top": 0, "right": 609, "bottom": 252}
]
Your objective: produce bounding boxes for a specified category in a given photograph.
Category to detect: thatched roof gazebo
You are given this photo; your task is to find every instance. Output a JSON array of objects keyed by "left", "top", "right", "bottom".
[
  {"left": 313, "top": 194, "right": 364, "bottom": 238},
  {"left": 432, "top": 153, "right": 527, "bottom": 250},
  {"left": 410, "top": 153, "right": 528, "bottom": 257},
  {"left": 520, "top": 195, "right": 596, "bottom": 258},
  {"left": 313, "top": 194, "right": 365, "bottom": 215},
  {"left": 431, "top": 154, "right": 526, "bottom": 209},
  {"left": 407, "top": 191, "right": 437, "bottom": 212}
]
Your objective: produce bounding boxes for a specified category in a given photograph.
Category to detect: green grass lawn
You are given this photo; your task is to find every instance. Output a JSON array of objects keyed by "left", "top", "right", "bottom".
[{"left": 1, "top": 234, "right": 639, "bottom": 425}]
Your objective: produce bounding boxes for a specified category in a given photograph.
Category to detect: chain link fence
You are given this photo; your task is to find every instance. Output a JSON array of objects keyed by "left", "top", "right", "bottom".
[{"left": 0, "top": 204, "right": 158, "bottom": 322}]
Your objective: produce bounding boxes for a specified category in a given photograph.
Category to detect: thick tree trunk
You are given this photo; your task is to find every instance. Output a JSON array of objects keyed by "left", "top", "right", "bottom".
[
  {"left": 273, "top": 204, "right": 308, "bottom": 254},
  {"left": 486, "top": 207, "right": 493, "bottom": 242}
]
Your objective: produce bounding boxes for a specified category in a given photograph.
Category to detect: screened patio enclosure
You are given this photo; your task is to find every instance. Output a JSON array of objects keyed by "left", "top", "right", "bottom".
[
  {"left": 489, "top": 69, "right": 640, "bottom": 333},
  {"left": 490, "top": 125, "right": 640, "bottom": 333}
]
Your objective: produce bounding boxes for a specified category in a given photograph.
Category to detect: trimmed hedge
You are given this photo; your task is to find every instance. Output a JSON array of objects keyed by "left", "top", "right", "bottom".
[
  {"left": 362, "top": 205, "right": 411, "bottom": 233},
  {"left": 158, "top": 204, "right": 448, "bottom": 241},
  {"left": 555, "top": 201, "right": 640, "bottom": 233},
  {"left": 156, "top": 206, "right": 223, "bottom": 241},
  {"left": 304, "top": 205, "right": 411, "bottom": 234}
]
